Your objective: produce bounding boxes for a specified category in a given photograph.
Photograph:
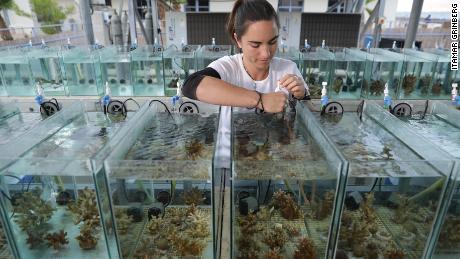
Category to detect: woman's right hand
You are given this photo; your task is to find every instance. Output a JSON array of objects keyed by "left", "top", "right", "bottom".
[{"left": 260, "top": 92, "right": 287, "bottom": 113}]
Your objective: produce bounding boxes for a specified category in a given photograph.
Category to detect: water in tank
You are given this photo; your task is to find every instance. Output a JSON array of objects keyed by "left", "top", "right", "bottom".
[
  {"left": 0, "top": 101, "right": 131, "bottom": 258},
  {"left": 27, "top": 45, "right": 66, "bottom": 96},
  {"left": 163, "top": 44, "right": 200, "bottom": 97},
  {"left": 308, "top": 101, "right": 453, "bottom": 258},
  {"left": 300, "top": 48, "right": 333, "bottom": 99},
  {"left": 97, "top": 46, "right": 133, "bottom": 96},
  {"left": 61, "top": 46, "right": 103, "bottom": 96},
  {"left": 130, "top": 45, "right": 165, "bottom": 96},
  {"left": 0, "top": 47, "right": 34, "bottom": 96},
  {"left": 393, "top": 101, "right": 460, "bottom": 258},
  {"left": 94, "top": 103, "right": 219, "bottom": 258},
  {"left": 318, "top": 48, "right": 367, "bottom": 100},
  {"left": 349, "top": 48, "right": 404, "bottom": 100},
  {"left": 231, "top": 107, "right": 346, "bottom": 258}
]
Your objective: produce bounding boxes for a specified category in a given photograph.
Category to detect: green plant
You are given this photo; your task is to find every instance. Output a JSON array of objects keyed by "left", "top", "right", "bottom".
[{"left": 30, "top": 0, "right": 74, "bottom": 35}]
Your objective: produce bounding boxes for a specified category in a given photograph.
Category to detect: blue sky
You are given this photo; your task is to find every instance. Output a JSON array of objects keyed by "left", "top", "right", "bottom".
[{"left": 397, "top": 0, "right": 452, "bottom": 12}]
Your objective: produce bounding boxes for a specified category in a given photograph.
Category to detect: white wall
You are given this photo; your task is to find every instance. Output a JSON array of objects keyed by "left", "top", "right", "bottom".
[
  {"left": 165, "top": 11, "right": 187, "bottom": 47},
  {"left": 303, "top": 0, "right": 328, "bottom": 13},
  {"left": 209, "top": 0, "right": 235, "bottom": 12},
  {"left": 5, "top": 0, "right": 34, "bottom": 28},
  {"left": 278, "top": 12, "right": 301, "bottom": 48}
]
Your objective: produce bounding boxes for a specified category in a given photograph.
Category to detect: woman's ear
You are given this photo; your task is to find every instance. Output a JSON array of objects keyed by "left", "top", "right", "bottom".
[{"left": 233, "top": 33, "right": 242, "bottom": 49}]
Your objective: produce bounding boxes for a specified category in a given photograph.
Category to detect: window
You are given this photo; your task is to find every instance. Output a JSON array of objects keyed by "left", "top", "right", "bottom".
[
  {"left": 185, "top": 0, "right": 209, "bottom": 12},
  {"left": 278, "top": 0, "right": 303, "bottom": 12}
]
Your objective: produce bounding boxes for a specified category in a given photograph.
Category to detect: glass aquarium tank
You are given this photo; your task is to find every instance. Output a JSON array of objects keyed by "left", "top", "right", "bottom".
[
  {"left": 300, "top": 48, "right": 333, "bottom": 99},
  {"left": 27, "top": 46, "right": 66, "bottom": 96},
  {"left": 231, "top": 107, "right": 347, "bottom": 258},
  {"left": 95, "top": 103, "right": 220, "bottom": 258},
  {"left": 348, "top": 48, "right": 404, "bottom": 100},
  {"left": 163, "top": 44, "right": 200, "bottom": 97},
  {"left": 392, "top": 101, "right": 460, "bottom": 258},
  {"left": 0, "top": 47, "right": 34, "bottom": 96},
  {"left": 196, "top": 44, "right": 232, "bottom": 70},
  {"left": 383, "top": 48, "right": 437, "bottom": 100},
  {"left": 61, "top": 46, "right": 103, "bottom": 96},
  {"left": 0, "top": 101, "right": 133, "bottom": 259},
  {"left": 97, "top": 46, "right": 133, "bottom": 96},
  {"left": 423, "top": 49, "right": 455, "bottom": 99},
  {"left": 130, "top": 45, "right": 165, "bottom": 96},
  {"left": 318, "top": 48, "right": 367, "bottom": 100},
  {"left": 0, "top": 101, "right": 55, "bottom": 145},
  {"left": 276, "top": 47, "right": 300, "bottom": 67},
  {"left": 308, "top": 100, "right": 454, "bottom": 258}
]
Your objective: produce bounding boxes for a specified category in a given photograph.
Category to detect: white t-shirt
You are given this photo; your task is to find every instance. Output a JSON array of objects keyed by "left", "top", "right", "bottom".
[{"left": 209, "top": 53, "right": 308, "bottom": 168}]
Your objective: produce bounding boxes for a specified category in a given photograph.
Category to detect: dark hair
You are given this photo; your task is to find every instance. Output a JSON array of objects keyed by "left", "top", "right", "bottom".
[{"left": 226, "top": 0, "right": 280, "bottom": 44}]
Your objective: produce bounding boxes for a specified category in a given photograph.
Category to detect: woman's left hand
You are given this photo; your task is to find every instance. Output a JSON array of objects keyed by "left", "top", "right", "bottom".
[{"left": 278, "top": 74, "right": 306, "bottom": 99}]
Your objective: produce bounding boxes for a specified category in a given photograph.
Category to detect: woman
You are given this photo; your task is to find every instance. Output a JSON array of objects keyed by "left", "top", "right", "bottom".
[{"left": 182, "top": 0, "right": 309, "bottom": 112}]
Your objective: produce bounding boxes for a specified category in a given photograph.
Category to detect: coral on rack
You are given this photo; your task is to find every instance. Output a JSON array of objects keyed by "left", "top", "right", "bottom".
[
  {"left": 402, "top": 74, "right": 417, "bottom": 96},
  {"left": 360, "top": 193, "right": 376, "bottom": 224},
  {"left": 76, "top": 224, "right": 99, "bottom": 250},
  {"left": 333, "top": 77, "right": 343, "bottom": 94},
  {"left": 262, "top": 225, "right": 287, "bottom": 250},
  {"left": 115, "top": 209, "right": 133, "bottom": 235},
  {"left": 437, "top": 216, "right": 460, "bottom": 249},
  {"left": 68, "top": 188, "right": 101, "bottom": 250},
  {"left": 272, "top": 190, "right": 302, "bottom": 220},
  {"left": 431, "top": 79, "right": 442, "bottom": 95},
  {"left": 238, "top": 212, "right": 262, "bottom": 236},
  {"left": 384, "top": 241, "right": 405, "bottom": 259},
  {"left": 185, "top": 139, "right": 205, "bottom": 160},
  {"left": 26, "top": 231, "right": 44, "bottom": 249},
  {"left": 314, "top": 190, "right": 335, "bottom": 220},
  {"left": 370, "top": 79, "right": 385, "bottom": 96},
  {"left": 45, "top": 230, "right": 69, "bottom": 250},
  {"left": 13, "top": 189, "right": 55, "bottom": 232},
  {"left": 285, "top": 223, "right": 301, "bottom": 237},
  {"left": 171, "top": 233, "right": 207, "bottom": 256},
  {"left": 133, "top": 237, "right": 157, "bottom": 258},
  {"left": 257, "top": 206, "right": 274, "bottom": 221},
  {"left": 140, "top": 205, "right": 211, "bottom": 257},
  {"left": 294, "top": 237, "right": 316, "bottom": 259},
  {"left": 183, "top": 187, "right": 204, "bottom": 205},
  {"left": 266, "top": 248, "right": 283, "bottom": 259}
]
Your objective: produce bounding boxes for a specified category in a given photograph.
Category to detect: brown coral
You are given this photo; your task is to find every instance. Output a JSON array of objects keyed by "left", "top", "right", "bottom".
[
  {"left": 45, "top": 230, "right": 69, "bottom": 250},
  {"left": 263, "top": 226, "right": 287, "bottom": 250},
  {"left": 294, "top": 237, "right": 316, "bottom": 259},
  {"left": 183, "top": 187, "right": 204, "bottom": 205},
  {"left": 370, "top": 79, "right": 385, "bottom": 96},
  {"left": 238, "top": 213, "right": 261, "bottom": 236},
  {"left": 115, "top": 209, "right": 133, "bottom": 235},
  {"left": 272, "top": 190, "right": 302, "bottom": 220},
  {"left": 266, "top": 248, "right": 283, "bottom": 259},
  {"left": 315, "top": 190, "right": 335, "bottom": 220},
  {"left": 13, "top": 189, "right": 55, "bottom": 232},
  {"left": 385, "top": 248, "right": 405, "bottom": 259},
  {"left": 360, "top": 193, "right": 376, "bottom": 224},
  {"left": 185, "top": 139, "right": 204, "bottom": 160},
  {"left": 333, "top": 77, "right": 343, "bottom": 94},
  {"left": 76, "top": 221, "right": 99, "bottom": 250},
  {"left": 402, "top": 74, "right": 417, "bottom": 96},
  {"left": 26, "top": 231, "right": 44, "bottom": 249},
  {"left": 431, "top": 80, "right": 442, "bottom": 95}
]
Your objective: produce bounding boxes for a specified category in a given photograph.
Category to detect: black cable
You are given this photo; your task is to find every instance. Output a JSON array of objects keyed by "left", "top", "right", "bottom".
[
  {"left": 4, "top": 174, "right": 25, "bottom": 192},
  {"left": 149, "top": 99, "right": 172, "bottom": 116},
  {"left": 25, "top": 176, "right": 34, "bottom": 192},
  {"left": 369, "top": 178, "right": 379, "bottom": 192},
  {"left": 420, "top": 100, "right": 429, "bottom": 120},
  {"left": 263, "top": 180, "right": 272, "bottom": 204},
  {"left": 122, "top": 98, "right": 140, "bottom": 117}
]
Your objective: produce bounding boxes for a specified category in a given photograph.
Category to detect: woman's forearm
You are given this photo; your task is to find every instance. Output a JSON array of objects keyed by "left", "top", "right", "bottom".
[{"left": 196, "top": 76, "right": 260, "bottom": 108}]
